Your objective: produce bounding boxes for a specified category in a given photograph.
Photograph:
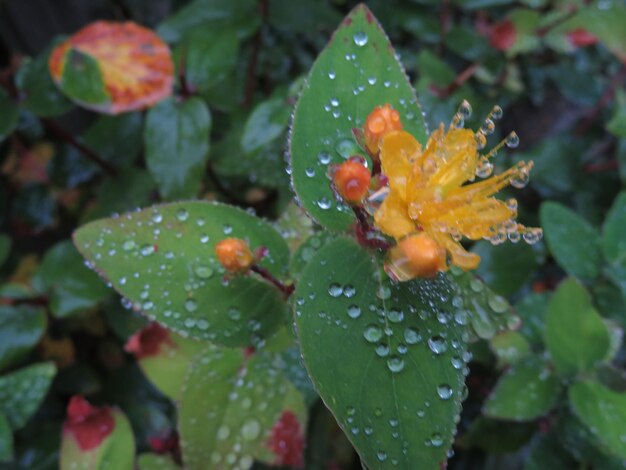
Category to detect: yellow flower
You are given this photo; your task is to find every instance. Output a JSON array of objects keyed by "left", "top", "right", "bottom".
[{"left": 370, "top": 102, "right": 542, "bottom": 281}]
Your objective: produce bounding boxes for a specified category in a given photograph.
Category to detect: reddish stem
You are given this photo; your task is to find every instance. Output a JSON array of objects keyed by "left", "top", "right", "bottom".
[
  {"left": 431, "top": 61, "right": 480, "bottom": 99},
  {"left": 352, "top": 206, "right": 392, "bottom": 250},
  {"left": 40, "top": 119, "right": 117, "bottom": 176},
  {"left": 250, "top": 265, "right": 295, "bottom": 299}
]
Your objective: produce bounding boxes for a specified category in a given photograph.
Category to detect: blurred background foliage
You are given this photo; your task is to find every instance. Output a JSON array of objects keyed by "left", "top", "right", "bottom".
[{"left": 0, "top": 0, "right": 625, "bottom": 469}]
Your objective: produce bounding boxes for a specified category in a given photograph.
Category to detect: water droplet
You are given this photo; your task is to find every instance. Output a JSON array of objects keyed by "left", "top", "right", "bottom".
[
  {"left": 343, "top": 285, "right": 356, "bottom": 298},
  {"left": 185, "top": 299, "right": 198, "bottom": 312},
  {"left": 376, "top": 286, "right": 391, "bottom": 300},
  {"left": 317, "top": 197, "right": 332, "bottom": 210},
  {"left": 377, "top": 451, "right": 387, "bottom": 462},
  {"left": 353, "top": 31, "right": 369, "bottom": 47},
  {"left": 488, "top": 295, "right": 509, "bottom": 313},
  {"left": 176, "top": 208, "right": 189, "bottom": 221},
  {"left": 140, "top": 244, "right": 155, "bottom": 256},
  {"left": 195, "top": 265, "right": 214, "bottom": 279},
  {"left": 428, "top": 336, "right": 448, "bottom": 355},
  {"left": 404, "top": 327, "right": 421, "bottom": 344},
  {"left": 122, "top": 240, "right": 135, "bottom": 251},
  {"left": 151, "top": 212, "right": 163, "bottom": 223},
  {"left": 241, "top": 419, "right": 261, "bottom": 441},
  {"left": 437, "top": 384, "right": 453, "bottom": 400},
  {"left": 387, "top": 309, "right": 404, "bottom": 323},
  {"left": 328, "top": 71, "right": 336, "bottom": 80},
  {"left": 217, "top": 425, "right": 230, "bottom": 440},
  {"left": 328, "top": 283, "right": 343, "bottom": 297},
  {"left": 364, "top": 325, "right": 383, "bottom": 343},
  {"left": 387, "top": 356, "right": 404, "bottom": 372},
  {"left": 376, "top": 343, "right": 390, "bottom": 357},
  {"left": 347, "top": 305, "right": 362, "bottom": 319},
  {"left": 305, "top": 167, "right": 315, "bottom": 177},
  {"left": 317, "top": 151, "right": 332, "bottom": 165},
  {"left": 459, "top": 100, "right": 472, "bottom": 119},
  {"left": 505, "top": 131, "right": 519, "bottom": 148}
]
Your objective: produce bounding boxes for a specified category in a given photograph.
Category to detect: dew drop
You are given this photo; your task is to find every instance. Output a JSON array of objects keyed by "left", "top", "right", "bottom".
[
  {"left": 387, "top": 356, "right": 404, "bottom": 373},
  {"left": 328, "top": 283, "right": 343, "bottom": 297},
  {"left": 185, "top": 299, "right": 198, "bottom": 312},
  {"left": 428, "top": 336, "right": 448, "bottom": 355},
  {"left": 376, "top": 343, "right": 390, "bottom": 357},
  {"left": 176, "top": 208, "right": 189, "bottom": 221},
  {"left": 353, "top": 31, "right": 369, "bottom": 47},
  {"left": 140, "top": 244, "right": 155, "bottom": 256},
  {"left": 347, "top": 305, "right": 362, "bottom": 319},
  {"left": 241, "top": 419, "right": 261, "bottom": 441},
  {"left": 437, "top": 384, "right": 453, "bottom": 400},
  {"left": 505, "top": 131, "right": 520, "bottom": 148},
  {"left": 364, "top": 325, "right": 383, "bottom": 343},
  {"left": 404, "top": 327, "right": 421, "bottom": 345}
]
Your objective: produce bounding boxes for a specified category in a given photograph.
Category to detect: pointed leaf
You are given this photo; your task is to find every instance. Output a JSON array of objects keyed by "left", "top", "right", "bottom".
[
  {"left": 73, "top": 201, "right": 289, "bottom": 346},
  {"left": 484, "top": 356, "right": 561, "bottom": 421},
  {"left": 179, "top": 348, "right": 307, "bottom": 470},
  {"left": 570, "top": 380, "right": 626, "bottom": 459},
  {"left": 49, "top": 21, "right": 174, "bottom": 114},
  {"left": 295, "top": 237, "right": 467, "bottom": 469},
  {"left": 545, "top": 278, "right": 610, "bottom": 376},
  {"left": 540, "top": 202, "right": 602, "bottom": 280},
  {"left": 144, "top": 97, "right": 211, "bottom": 200},
  {"left": 0, "top": 305, "right": 47, "bottom": 371},
  {"left": 0, "top": 362, "right": 56, "bottom": 430},
  {"left": 290, "top": 5, "right": 427, "bottom": 231}
]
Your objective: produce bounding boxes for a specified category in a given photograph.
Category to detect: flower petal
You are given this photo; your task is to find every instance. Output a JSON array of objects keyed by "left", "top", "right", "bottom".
[
  {"left": 431, "top": 232, "right": 481, "bottom": 270},
  {"left": 373, "top": 190, "right": 414, "bottom": 239},
  {"left": 379, "top": 131, "right": 421, "bottom": 201}
]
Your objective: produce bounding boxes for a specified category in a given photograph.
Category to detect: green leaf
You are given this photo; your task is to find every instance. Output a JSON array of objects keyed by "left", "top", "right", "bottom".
[
  {"left": 524, "top": 433, "right": 577, "bottom": 470},
  {"left": 14, "top": 50, "right": 73, "bottom": 117},
  {"left": 137, "top": 453, "right": 180, "bottom": 470},
  {"left": 603, "top": 192, "right": 626, "bottom": 263},
  {"left": 0, "top": 362, "right": 56, "bottom": 430},
  {"left": 569, "top": 380, "right": 626, "bottom": 459},
  {"left": 0, "top": 235, "right": 10, "bottom": 268},
  {"left": 136, "top": 328, "right": 205, "bottom": 401},
  {"left": 60, "top": 408, "right": 135, "bottom": 470},
  {"left": 0, "top": 88, "right": 19, "bottom": 143},
  {"left": 607, "top": 90, "right": 626, "bottom": 138},
  {"left": 157, "top": 0, "right": 260, "bottom": 43},
  {"left": 540, "top": 202, "right": 602, "bottom": 280},
  {"left": 241, "top": 97, "right": 290, "bottom": 154},
  {"left": 0, "top": 413, "right": 12, "bottom": 462},
  {"left": 290, "top": 5, "right": 427, "bottom": 231},
  {"left": 144, "top": 97, "right": 211, "bottom": 200},
  {"left": 472, "top": 240, "right": 544, "bottom": 297},
  {"left": 179, "top": 348, "right": 307, "bottom": 469},
  {"left": 448, "top": 267, "right": 520, "bottom": 341},
  {"left": 514, "top": 292, "right": 549, "bottom": 348},
  {"left": 458, "top": 417, "right": 535, "bottom": 454},
  {"left": 32, "top": 240, "right": 111, "bottom": 318},
  {"left": 82, "top": 113, "right": 143, "bottom": 168},
  {"left": 544, "top": 278, "right": 610, "bottom": 376},
  {"left": 489, "top": 331, "right": 531, "bottom": 367},
  {"left": 274, "top": 202, "right": 316, "bottom": 253},
  {"left": 73, "top": 201, "right": 289, "bottom": 346},
  {"left": 0, "top": 306, "right": 47, "bottom": 371},
  {"left": 57, "top": 49, "right": 111, "bottom": 111},
  {"left": 295, "top": 237, "right": 467, "bottom": 469},
  {"left": 483, "top": 356, "right": 561, "bottom": 421},
  {"left": 289, "top": 231, "right": 336, "bottom": 281},
  {"left": 182, "top": 28, "right": 239, "bottom": 92}
]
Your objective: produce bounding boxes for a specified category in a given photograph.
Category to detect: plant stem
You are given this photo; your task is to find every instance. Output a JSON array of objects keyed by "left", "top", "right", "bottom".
[{"left": 250, "top": 265, "right": 295, "bottom": 299}]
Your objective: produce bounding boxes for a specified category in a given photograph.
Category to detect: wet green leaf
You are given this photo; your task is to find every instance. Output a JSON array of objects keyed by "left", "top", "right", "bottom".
[
  {"left": 74, "top": 201, "right": 289, "bottom": 346},
  {"left": 137, "top": 453, "right": 180, "bottom": 470},
  {"left": 484, "top": 356, "right": 561, "bottom": 421},
  {"left": 290, "top": 5, "right": 427, "bottom": 231},
  {"left": 514, "top": 292, "right": 549, "bottom": 348},
  {"left": 448, "top": 267, "right": 519, "bottom": 341},
  {"left": 570, "top": 380, "right": 626, "bottom": 459},
  {"left": 144, "top": 97, "right": 211, "bottom": 200},
  {"left": 0, "top": 362, "right": 56, "bottom": 430},
  {"left": 540, "top": 202, "right": 602, "bottom": 280},
  {"left": 179, "top": 348, "right": 307, "bottom": 470},
  {"left": 295, "top": 237, "right": 467, "bottom": 469},
  {"left": 544, "top": 278, "right": 610, "bottom": 376},
  {"left": 489, "top": 331, "right": 531, "bottom": 366},
  {"left": 242, "top": 97, "right": 290, "bottom": 154},
  {"left": 0, "top": 305, "right": 47, "bottom": 371},
  {"left": 458, "top": 417, "right": 535, "bottom": 454}
]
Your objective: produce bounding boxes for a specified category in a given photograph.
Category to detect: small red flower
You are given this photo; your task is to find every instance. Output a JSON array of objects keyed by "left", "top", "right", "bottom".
[
  {"left": 124, "top": 322, "right": 172, "bottom": 360},
  {"left": 567, "top": 28, "right": 597, "bottom": 47},
  {"left": 267, "top": 411, "right": 305, "bottom": 468},
  {"left": 489, "top": 20, "right": 517, "bottom": 51},
  {"left": 64, "top": 396, "right": 115, "bottom": 451}
]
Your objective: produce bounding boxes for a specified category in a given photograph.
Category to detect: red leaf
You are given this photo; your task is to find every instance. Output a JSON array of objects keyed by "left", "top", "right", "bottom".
[
  {"left": 267, "top": 411, "right": 305, "bottom": 468},
  {"left": 124, "top": 322, "right": 173, "bottom": 360},
  {"left": 49, "top": 21, "right": 174, "bottom": 114},
  {"left": 64, "top": 396, "right": 115, "bottom": 451},
  {"left": 489, "top": 20, "right": 517, "bottom": 51},
  {"left": 567, "top": 28, "right": 598, "bottom": 47}
]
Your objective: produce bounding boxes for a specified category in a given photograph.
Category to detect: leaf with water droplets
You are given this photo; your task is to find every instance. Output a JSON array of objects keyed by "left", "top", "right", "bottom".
[
  {"left": 137, "top": 453, "right": 180, "bottom": 470},
  {"left": 569, "top": 380, "right": 626, "bottom": 460},
  {"left": 179, "top": 348, "right": 307, "bottom": 470},
  {"left": 73, "top": 201, "right": 289, "bottom": 347},
  {"left": 544, "top": 278, "right": 610, "bottom": 376},
  {"left": 483, "top": 356, "right": 561, "bottom": 421},
  {"left": 448, "top": 267, "right": 519, "bottom": 342},
  {"left": 295, "top": 237, "right": 467, "bottom": 469},
  {"left": 290, "top": 4, "right": 427, "bottom": 231},
  {"left": 0, "top": 362, "right": 56, "bottom": 430}
]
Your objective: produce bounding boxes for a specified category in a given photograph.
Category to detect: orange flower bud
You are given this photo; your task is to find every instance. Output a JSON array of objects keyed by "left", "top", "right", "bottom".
[
  {"left": 332, "top": 158, "right": 371, "bottom": 204},
  {"left": 215, "top": 238, "right": 254, "bottom": 273},
  {"left": 388, "top": 233, "right": 446, "bottom": 280},
  {"left": 364, "top": 104, "right": 403, "bottom": 154}
]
